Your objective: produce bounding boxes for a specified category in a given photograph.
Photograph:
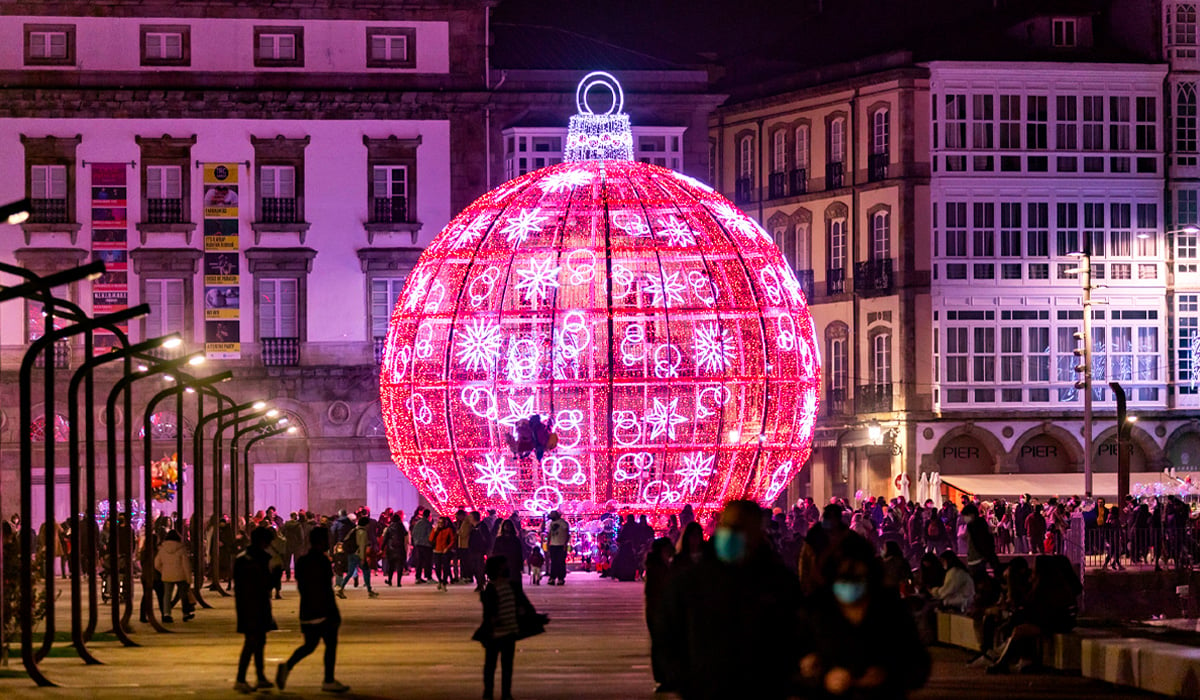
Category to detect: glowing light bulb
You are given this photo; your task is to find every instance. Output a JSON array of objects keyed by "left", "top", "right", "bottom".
[
  {"left": 188, "top": 355, "right": 206, "bottom": 366},
  {"left": 252, "top": 401, "right": 267, "bottom": 410},
  {"left": 162, "top": 337, "right": 183, "bottom": 349}
]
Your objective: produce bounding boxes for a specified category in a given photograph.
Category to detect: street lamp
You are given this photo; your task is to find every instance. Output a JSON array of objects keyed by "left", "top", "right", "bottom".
[
  {"left": 1067, "top": 250, "right": 1101, "bottom": 498},
  {"left": 0, "top": 197, "right": 31, "bottom": 224},
  {"left": 241, "top": 424, "right": 298, "bottom": 526},
  {"left": 231, "top": 416, "right": 289, "bottom": 527}
]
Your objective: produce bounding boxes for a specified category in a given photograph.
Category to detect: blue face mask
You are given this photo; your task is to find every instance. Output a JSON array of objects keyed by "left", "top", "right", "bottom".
[
  {"left": 713, "top": 527, "right": 746, "bottom": 564},
  {"left": 832, "top": 579, "right": 868, "bottom": 604}
]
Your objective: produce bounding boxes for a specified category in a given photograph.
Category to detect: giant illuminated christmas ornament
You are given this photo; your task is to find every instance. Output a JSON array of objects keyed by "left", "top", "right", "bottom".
[{"left": 381, "top": 72, "right": 820, "bottom": 517}]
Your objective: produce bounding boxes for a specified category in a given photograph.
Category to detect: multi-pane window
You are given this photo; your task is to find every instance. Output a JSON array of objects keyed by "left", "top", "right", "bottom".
[
  {"left": 28, "top": 30, "right": 68, "bottom": 59},
  {"left": 945, "top": 327, "right": 968, "bottom": 382},
  {"left": 258, "top": 278, "right": 298, "bottom": 338},
  {"left": 1083, "top": 202, "right": 1105, "bottom": 257},
  {"left": 872, "top": 109, "right": 889, "bottom": 156},
  {"left": 1052, "top": 18, "right": 1077, "bottom": 48},
  {"left": 1026, "top": 96, "right": 1048, "bottom": 149},
  {"left": 794, "top": 125, "right": 809, "bottom": 171},
  {"left": 1178, "top": 83, "right": 1198, "bottom": 161},
  {"left": 1001, "top": 327, "right": 1023, "bottom": 384},
  {"left": 1136, "top": 203, "right": 1158, "bottom": 256},
  {"left": 144, "top": 31, "right": 183, "bottom": 60},
  {"left": 829, "top": 337, "right": 847, "bottom": 394},
  {"left": 872, "top": 333, "right": 892, "bottom": 385},
  {"left": 1055, "top": 202, "right": 1079, "bottom": 256},
  {"left": 370, "top": 33, "right": 406, "bottom": 62},
  {"left": 370, "top": 278, "right": 404, "bottom": 339},
  {"left": 504, "top": 132, "right": 564, "bottom": 178},
  {"left": 945, "top": 202, "right": 967, "bottom": 257},
  {"left": 738, "top": 135, "right": 754, "bottom": 179},
  {"left": 258, "top": 33, "right": 296, "bottom": 61},
  {"left": 1173, "top": 3, "right": 1199, "bottom": 56},
  {"left": 828, "top": 219, "right": 846, "bottom": 270},
  {"left": 260, "top": 165, "right": 296, "bottom": 199},
  {"left": 972, "top": 203, "right": 995, "bottom": 279},
  {"left": 1083, "top": 96, "right": 1104, "bottom": 151},
  {"left": 971, "top": 95, "right": 994, "bottom": 148},
  {"left": 144, "top": 279, "right": 184, "bottom": 339},
  {"left": 372, "top": 165, "right": 407, "bottom": 222},
  {"left": 1136, "top": 97, "right": 1156, "bottom": 151},
  {"left": 30, "top": 164, "right": 67, "bottom": 201},
  {"left": 147, "top": 165, "right": 182, "bottom": 200},
  {"left": 772, "top": 130, "right": 787, "bottom": 173},
  {"left": 871, "top": 211, "right": 890, "bottom": 261},
  {"left": 999, "top": 95, "right": 1021, "bottom": 149},
  {"left": 829, "top": 118, "right": 845, "bottom": 163},
  {"left": 1109, "top": 97, "right": 1131, "bottom": 160},
  {"left": 944, "top": 95, "right": 967, "bottom": 148},
  {"left": 1178, "top": 189, "right": 1199, "bottom": 273},
  {"left": 1056, "top": 95, "right": 1077, "bottom": 149},
  {"left": 1109, "top": 203, "right": 1132, "bottom": 256},
  {"left": 1179, "top": 294, "right": 1200, "bottom": 396}
]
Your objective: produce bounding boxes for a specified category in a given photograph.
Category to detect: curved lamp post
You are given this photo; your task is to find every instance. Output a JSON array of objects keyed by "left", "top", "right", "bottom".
[
  {"left": 218, "top": 411, "right": 278, "bottom": 552},
  {"left": 18, "top": 304, "right": 147, "bottom": 687},
  {"left": 241, "top": 424, "right": 298, "bottom": 525},
  {"left": 232, "top": 416, "right": 290, "bottom": 526},
  {"left": 138, "top": 371, "right": 232, "bottom": 632}
]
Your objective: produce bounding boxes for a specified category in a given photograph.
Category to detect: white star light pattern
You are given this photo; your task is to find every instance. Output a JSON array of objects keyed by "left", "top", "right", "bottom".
[
  {"left": 693, "top": 323, "right": 736, "bottom": 373},
  {"left": 657, "top": 215, "right": 697, "bottom": 247},
  {"left": 710, "top": 201, "right": 774, "bottom": 243},
  {"left": 645, "top": 270, "right": 687, "bottom": 308},
  {"left": 540, "top": 169, "right": 594, "bottom": 193},
  {"left": 448, "top": 216, "right": 491, "bottom": 249},
  {"left": 402, "top": 270, "right": 432, "bottom": 312},
  {"left": 455, "top": 319, "right": 503, "bottom": 372},
  {"left": 498, "top": 395, "right": 537, "bottom": 430},
  {"left": 644, "top": 397, "right": 688, "bottom": 441},
  {"left": 515, "top": 257, "right": 562, "bottom": 308},
  {"left": 501, "top": 208, "right": 548, "bottom": 245},
  {"left": 474, "top": 454, "right": 518, "bottom": 500},
  {"left": 675, "top": 452, "right": 716, "bottom": 494}
]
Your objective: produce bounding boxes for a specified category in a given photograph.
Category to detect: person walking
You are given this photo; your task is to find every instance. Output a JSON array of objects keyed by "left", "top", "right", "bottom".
[
  {"left": 336, "top": 516, "right": 379, "bottom": 599},
  {"left": 644, "top": 537, "right": 677, "bottom": 693},
  {"left": 432, "top": 516, "right": 457, "bottom": 591},
  {"left": 490, "top": 519, "right": 524, "bottom": 590},
  {"left": 382, "top": 511, "right": 408, "bottom": 586},
  {"left": 546, "top": 510, "right": 570, "bottom": 585},
  {"left": 411, "top": 508, "right": 434, "bottom": 584},
  {"left": 280, "top": 512, "right": 304, "bottom": 582},
  {"left": 474, "top": 555, "right": 546, "bottom": 700},
  {"left": 275, "top": 527, "right": 350, "bottom": 694},
  {"left": 154, "top": 530, "right": 193, "bottom": 623},
  {"left": 233, "top": 526, "right": 278, "bottom": 693}
]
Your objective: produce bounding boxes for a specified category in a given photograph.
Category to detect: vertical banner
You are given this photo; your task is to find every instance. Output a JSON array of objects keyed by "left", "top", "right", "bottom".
[
  {"left": 202, "top": 164, "right": 241, "bottom": 359},
  {"left": 90, "top": 164, "right": 129, "bottom": 353}
]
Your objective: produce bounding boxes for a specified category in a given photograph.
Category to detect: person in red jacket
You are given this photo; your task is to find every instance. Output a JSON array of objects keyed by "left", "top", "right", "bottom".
[{"left": 432, "top": 517, "right": 457, "bottom": 591}]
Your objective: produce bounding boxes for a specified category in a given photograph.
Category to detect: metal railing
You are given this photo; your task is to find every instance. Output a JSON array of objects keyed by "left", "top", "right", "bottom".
[
  {"left": 826, "top": 161, "right": 844, "bottom": 189},
  {"left": 373, "top": 336, "right": 386, "bottom": 364},
  {"left": 789, "top": 168, "right": 807, "bottom": 196},
  {"left": 1079, "top": 525, "right": 1200, "bottom": 570},
  {"left": 826, "top": 266, "right": 845, "bottom": 295},
  {"left": 146, "top": 198, "right": 185, "bottom": 224},
  {"left": 371, "top": 196, "right": 409, "bottom": 224},
  {"left": 259, "top": 197, "right": 300, "bottom": 224},
  {"left": 795, "top": 268, "right": 814, "bottom": 302},
  {"left": 868, "top": 152, "right": 889, "bottom": 182},
  {"left": 854, "top": 258, "right": 895, "bottom": 294},
  {"left": 32, "top": 339, "right": 70, "bottom": 369},
  {"left": 856, "top": 382, "right": 892, "bottom": 413},
  {"left": 826, "top": 387, "right": 848, "bottom": 416},
  {"left": 768, "top": 172, "right": 787, "bottom": 199},
  {"left": 30, "top": 198, "right": 70, "bottom": 224},
  {"left": 735, "top": 178, "right": 753, "bottom": 204},
  {"left": 261, "top": 336, "right": 300, "bottom": 366}
]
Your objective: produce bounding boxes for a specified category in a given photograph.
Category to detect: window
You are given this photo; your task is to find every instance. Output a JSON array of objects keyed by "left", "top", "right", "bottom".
[
  {"left": 147, "top": 165, "right": 182, "bottom": 200},
  {"left": 258, "top": 278, "right": 299, "bottom": 338},
  {"left": 25, "top": 24, "right": 74, "bottom": 65},
  {"left": 945, "top": 328, "right": 968, "bottom": 383},
  {"left": 944, "top": 95, "right": 967, "bottom": 149},
  {"left": 141, "top": 25, "right": 189, "bottom": 66},
  {"left": 1053, "top": 18, "right": 1077, "bottom": 47},
  {"left": 23, "top": 135, "right": 80, "bottom": 227},
  {"left": 30, "top": 164, "right": 67, "bottom": 202},
  {"left": 971, "top": 95, "right": 994, "bottom": 148},
  {"left": 371, "top": 277, "right": 404, "bottom": 339},
  {"left": 1178, "top": 84, "right": 1198, "bottom": 162},
  {"left": 944, "top": 202, "right": 967, "bottom": 257},
  {"left": 999, "top": 95, "right": 1021, "bottom": 149},
  {"left": 1026, "top": 96, "right": 1048, "bottom": 149},
  {"left": 1110, "top": 96, "right": 1131, "bottom": 151},
  {"left": 137, "top": 135, "right": 195, "bottom": 228},
  {"left": 1178, "top": 189, "right": 1199, "bottom": 273},
  {"left": 872, "top": 332, "right": 892, "bottom": 386},
  {"left": 1136, "top": 203, "right": 1158, "bottom": 256},
  {"left": 254, "top": 27, "right": 303, "bottom": 67},
  {"left": 829, "top": 117, "right": 845, "bottom": 163},
  {"left": 371, "top": 165, "right": 408, "bottom": 223},
  {"left": 1084, "top": 202, "right": 1105, "bottom": 257},
  {"left": 1179, "top": 294, "right": 1200, "bottom": 395},
  {"left": 144, "top": 279, "right": 185, "bottom": 339},
  {"left": 973, "top": 327, "right": 995, "bottom": 385},
  {"left": 1056, "top": 95, "right": 1077, "bottom": 149},
  {"left": 260, "top": 165, "right": 295, "bottom": 199},
  {"left": 1056, "top": 203, "right": 1079, "bottom": 256},
  {"left": 829, "top": 336, "right": 848, "bottom": 394},
  {"left": 1136, "top": 97, "right": 1156, "bottom": 151},
  {"left": 1174, "top": 3, "right": 1199, "bottom": 57},
  {"left": 794, "top": 125, "right": 809, "bottom": 171},
  {"left": 871, "top": 211, "right": 890, "bottom": 262},
  {"left": 872, "top": 109, "right": 889, "bottom": 156},
  {"left": 366, "top": 27, "right": 416, "bottom": 69},
  {"left": 772, "top": 130, "right": 787, "bottom": 173},
  {"left": 1110, "top": 203, "right": 1132, "bottom": 256},
  {"left": 828, "top": 218, "right": 846, "bottom": 270},
  {"left": 738, "top": 135, "right": 754, "bottom": 179},
  {"left": 1001, "top": 327, "right": 1023, "bottom": 384}
]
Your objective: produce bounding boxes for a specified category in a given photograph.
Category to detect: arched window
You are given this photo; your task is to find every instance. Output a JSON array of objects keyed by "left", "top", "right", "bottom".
[
  {"left": 829, "top": 334, "right": 848, "bottom": 412},
  {"left": 738, "top": 135, "right": 755, "bottom": 179},
  {"left": 871, "top": 210, "right": 890, "bottom": 262},
  {"left": 794, "top": 125, "right": 810, "bottom": 171},
  {"left": 783, "top": 226, "right": 798, "bottom": 270},
  {"left": 829, "top": 117, "right": 845, "bottom": 164},
  {"left": 872, "top": 108, "right": 890, "bottom": 156},
  {"left": 795, "top": 221, "right": 811, "bottom": 269},
  {"left": 828, "top": 218, "right": 846, "bottom": 270},
  {"left": 872, "top": 332, "right": 892, "bottom": 386},
  {"left": 772, "top": 130, "right": 787, "bottom": 173},
  {"left": 1178, "top": 83, "right": 1198, "bottom": 156},
  {"left": 1175, "top": 4, "right": 1198, "bottom": 50}
]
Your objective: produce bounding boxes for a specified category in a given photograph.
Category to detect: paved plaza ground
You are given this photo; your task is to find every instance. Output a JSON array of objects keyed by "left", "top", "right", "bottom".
[{"left": 0, "top": 571, "right": 1155, "bottom": 699}]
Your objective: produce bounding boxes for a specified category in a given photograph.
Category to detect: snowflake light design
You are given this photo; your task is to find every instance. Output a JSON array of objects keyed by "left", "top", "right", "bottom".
[
  {"left": 658, "top": 215, "right": 697, "bottom": 247},
  {"left": 402, "top": 270, "right": 432, "bottom": 312},
  {"left": 541, "top": 169, "right": 594, "bottom": 193},
  {"left": 644, "top": 397, "right": 688, "bottom": 441},
  {"left": 501, "top": 208, "right": 548, "bottom": 245},
  {"left": 675, "top": 452, "right": 716, "bottom": 494},
  {"left": 499, "top": 394, "right": 538, "bottom": 430},
  {"left": 455, "top": 319, "right": 503, "bottom": 372},
  {"left": 474, "top": 454, "right": 518, "bottom": 500},
  {"left": 693, "top": 323, "right": 736, "bottom": 373},
  {"left": 516, "top": 257, "right": 561, "bottom": 308},
  {"left": 645, "top": 270, "right": 687, "bottom": 308},
  {"left": 710, "top": 201, "right": 773, "bottom": 243}
]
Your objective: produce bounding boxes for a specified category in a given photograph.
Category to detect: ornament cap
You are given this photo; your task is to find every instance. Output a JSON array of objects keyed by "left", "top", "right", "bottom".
[{"left": 565, "top": 71, "right": 634, "bottom": 162}]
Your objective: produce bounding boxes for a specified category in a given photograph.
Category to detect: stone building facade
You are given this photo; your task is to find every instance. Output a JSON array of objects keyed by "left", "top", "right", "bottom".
[{"left": 0, "top": 1, "right": 721, "bottom": 526}]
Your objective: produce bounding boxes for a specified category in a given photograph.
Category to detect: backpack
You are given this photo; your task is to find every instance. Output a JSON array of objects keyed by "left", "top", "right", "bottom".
[
  {"left": 342, "top": 528, "right": 359, "bottom": 555},
  {"left": 926, "top": 518, "right": 943, "bottom": 539}
]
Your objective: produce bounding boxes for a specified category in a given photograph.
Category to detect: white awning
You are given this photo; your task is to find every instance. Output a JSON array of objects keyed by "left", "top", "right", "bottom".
[{"left": 938, "top": 472, "right": 1169, "bottom": 500}]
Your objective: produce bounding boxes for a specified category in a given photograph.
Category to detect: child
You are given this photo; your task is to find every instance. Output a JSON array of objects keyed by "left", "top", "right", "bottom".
[
  {"left": 527, "top": 543, "right": 545, "bottom": 585},
  {"left": 474, "top": 556, "right": 546, "bottom": 700}
]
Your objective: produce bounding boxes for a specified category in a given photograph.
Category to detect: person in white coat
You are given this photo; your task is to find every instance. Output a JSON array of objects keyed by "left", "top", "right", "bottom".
[
  {"left": 930, "top": 550, "right": 975, "bottom": 613},
  {"left": 154, "top": 530, "right": 193, "bottom": 622}
]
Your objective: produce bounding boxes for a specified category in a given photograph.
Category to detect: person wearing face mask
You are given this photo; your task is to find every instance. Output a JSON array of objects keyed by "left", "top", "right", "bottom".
[
  {"left": 659, "top": 500, "right": 803, "bottom": 700},
  {"left": 798, "top": 533, "right": 931, "bottom": 699},
  {"left": 962, "top": 503, "right": 1000, "bottom": 578},
  {"left": 672, "top": 522, "right": 705, "bottom": 575}
]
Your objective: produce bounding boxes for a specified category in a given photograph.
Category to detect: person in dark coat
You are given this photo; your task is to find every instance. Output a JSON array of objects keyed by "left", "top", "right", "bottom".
[
  {"left": 381, "top": 512, "right": 408, "bottom": 586},
  {"left": 475, "top": 555, "right": 543, "bottom": 700},
  {"left": 1025, "top": 500, "right": 1047, "bottom": 555},
  {"left": 798, "top": 533, "right": 931, "bottom": 699},
  {"left": 644, "top": 537, "right": 677, "bottom": 693},
  {"left": 233, "top": 526, "right": 278, "bottom": 693},
  {"left": 963, "top": 503, "right": 1000, "bottom": 577},
  {"left": 275, "top": 527, "right": 349, "bottom": 694},
  {"left": 660, "top": 500, "right": 804, "bottom": 700},
  {"left": 489, "top": 519, "right": 524, "bottom": 589}
]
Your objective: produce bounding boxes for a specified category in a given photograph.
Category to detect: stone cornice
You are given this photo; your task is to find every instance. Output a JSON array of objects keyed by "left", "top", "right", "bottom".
[{"left": 0, "top": 1, "right": 485, "bottom": 21}]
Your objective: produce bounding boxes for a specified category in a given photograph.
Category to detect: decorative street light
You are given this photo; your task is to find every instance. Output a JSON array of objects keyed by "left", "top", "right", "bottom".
[
  {"left": 231, "top": 414, "right": 288, "bottom": 527},
  {"left": 241, "top": 424, "right": 298, "bottom": 525}
]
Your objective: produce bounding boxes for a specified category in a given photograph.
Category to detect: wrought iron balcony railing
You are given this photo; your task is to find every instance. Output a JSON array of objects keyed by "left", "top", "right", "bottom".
[
  {"left": 30, "top": 198, "right": 70, "bottom": 224},
  {"left": 789, "top": 168, "right": 807, "bottom": 196},
  {"left": 868, "top": 153, "right": 889, "bottom": 182},
  {"left": 259, "top": 197, "right": 300, "bottom": 224},
  {"left": 262, "top": 336, "right": 300, "bottom": 366},
  {"left": 856, "top": 383, "right": 893, "bottom": 413},
  {"left": 854, "top": 258, "right": 895, "bottom": 294},
  {"left": 826, "top": 161, "right": 844, "bottom": 189},
  {"left": 826, "top": 266, "right": 845, "bottom": 295},
  {"left": 147, "top": 198, "right": 185, "bottom": 224},
  {"left": 371, "top": 196, "right": 409, "bottom": 224}
]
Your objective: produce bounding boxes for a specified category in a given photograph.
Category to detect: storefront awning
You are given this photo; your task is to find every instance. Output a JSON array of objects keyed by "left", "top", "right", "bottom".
[{"left": 939, "top": 472, "right": 1170, "bottom": 500}]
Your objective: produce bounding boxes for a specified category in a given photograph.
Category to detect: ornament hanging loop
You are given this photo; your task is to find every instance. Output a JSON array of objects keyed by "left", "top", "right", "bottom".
[
  {"left": 565, "top": 70, "right": 634, "bottom": 162},
  {"left": 576, "top": 71, "right": 625, "bottom": 117}
]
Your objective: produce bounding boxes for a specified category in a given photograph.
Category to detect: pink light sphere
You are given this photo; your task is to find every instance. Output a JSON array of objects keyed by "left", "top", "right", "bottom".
[{"left": 380, "top": 159, "right": 820, "bottom": 517}]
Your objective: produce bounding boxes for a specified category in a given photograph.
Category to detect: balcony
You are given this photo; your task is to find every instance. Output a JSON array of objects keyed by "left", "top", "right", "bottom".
[
  {"left": 795, "top": 269, "right": 814, "bottom": 301},
  {"left": 853, "top": 258, "right": 895, "bottom": 294},
  {"left": 259, "top": 197, "right": 300, "bottom": 224},
  {"left": 826, "top": 266, "right": 845, "bottom": 295},
  {"left": 147, "top": 198, "right": 185, "bottom": 224},
  {"left": 826, "top": 161, "right": 844, "bottom": 189},
  {"left": 262, "top": 337, "right": 300, "bottom": 367},
  {"left": 868, "top": 153, "right": 889, "bottom": 182},
  {"left": 856, "top": 383, "right": 893, "bottom": 413},
  {"left": 768, "top": 172, "right": 787, "bottom": 199},
  {"left": 826, "top": 387, "right": 848, "bottom": 416},
  {"left": 33, "top": 340, "right": 70, "bottom": 369},
  {"left": 374, "top": 336, "right": 386, "bottom": 364},
  {"left": 789, "top": 168, "right": 807, "bottom": 196},
  {"left": 30, "top": 198, "right": 70, "bottom": 224},
  {"left": 734, "top": 177, "right": 753, "bottom": 204},
  {"left": 372, "top": 196, "right": 410, "bottom": 224}
]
